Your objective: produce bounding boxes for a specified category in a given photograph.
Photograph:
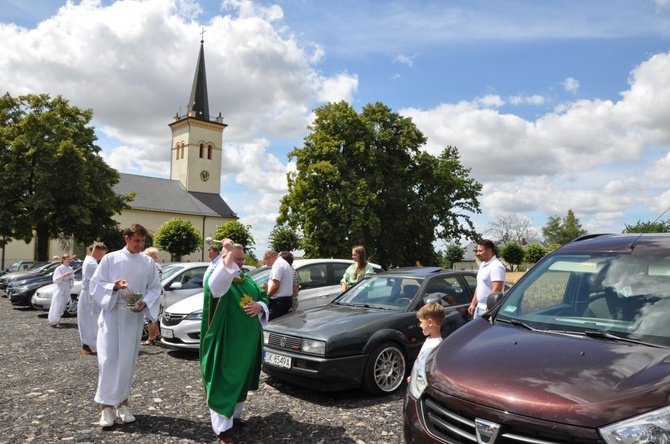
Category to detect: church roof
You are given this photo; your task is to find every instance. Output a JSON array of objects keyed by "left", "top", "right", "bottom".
[
  {"left": 114, "top": 173, "right": 236, "bottom": 218},
  {"left": 187, "top": 39, "right": 210, "bottom": 121}
]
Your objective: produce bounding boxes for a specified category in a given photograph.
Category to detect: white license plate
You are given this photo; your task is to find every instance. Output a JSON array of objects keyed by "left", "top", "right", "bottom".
[
  {"left": 264, "top": 351, "right": 291, "bottom": 369},
  {"left": 161, "top": 328, "right": 173, "bottom": 339}
]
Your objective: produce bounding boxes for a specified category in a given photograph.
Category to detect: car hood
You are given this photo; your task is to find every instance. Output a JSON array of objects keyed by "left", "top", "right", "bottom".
[
  {"left": 1, "top": 271, "right": 39, "bottom": 281},
  {"left": 166, "top": 292, "right": 205, "bottom": 314},
  {"left": 428, "top": 319, "right": 670, "bottom": 428},
  {"left": 267, "top": 304, "right": 411, "bottom": 341}
]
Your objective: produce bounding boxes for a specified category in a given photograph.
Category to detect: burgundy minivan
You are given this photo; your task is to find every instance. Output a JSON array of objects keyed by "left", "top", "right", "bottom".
[{"left": 404, "top": 233, "right": 670, "bottom": 443}]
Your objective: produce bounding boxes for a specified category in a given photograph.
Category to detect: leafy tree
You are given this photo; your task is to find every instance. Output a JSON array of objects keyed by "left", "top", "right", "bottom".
[
  {"left": 623, "top": 219, "right": 670, "bottom": 233},
  {"left": 443, "top": 243, "right": 466, "bottom": 269},
  {"left": 500, "top": 242, "right": 525, "bottom": 272},
  {"left": 278, "top": 101, "right": 482, "bottom": 267},
  {"left": 268, "top": 224, "right": 302, "bottom": 253},
  {"left": 524, "top": 243, "right": 547, "bottom": 264},
  {"left": 214, "top": 221, "right": 255, "bottom": 255},
  {"left": 97, "top": 225, "right": 126, "bottom": 253},
  {"left": 0, "top": 93, "right": 131, "bottom": 260},
  {"left": 488, "top": 214, "right": 538, "bottom": 245},
  {"left": 542, "top": 209, "right": 587, "bottom": 245},
  {"left": 154, "top": 218, "right": 202, "bottom": 262}
]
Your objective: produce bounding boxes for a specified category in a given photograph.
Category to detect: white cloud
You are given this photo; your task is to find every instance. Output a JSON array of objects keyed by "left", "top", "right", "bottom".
[
  {"left": 563, "top": 77, "right": 580, "bottom": 93},
  {"left": 393, "top": 54, "right": 415, "bottom": 68}
]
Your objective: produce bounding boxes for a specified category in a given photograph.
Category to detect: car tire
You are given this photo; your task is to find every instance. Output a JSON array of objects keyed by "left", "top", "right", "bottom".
[
  {"left": 362, "top": 342, "right": 406, "bottom": 396},
  {"left": 64, "top": 296, "right": 78, "bottom": 317}
]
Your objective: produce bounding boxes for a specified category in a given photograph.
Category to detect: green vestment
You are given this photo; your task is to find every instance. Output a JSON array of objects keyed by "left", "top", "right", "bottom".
[{"left": 200, "top": 272, "right": 269, "bottom": 418}]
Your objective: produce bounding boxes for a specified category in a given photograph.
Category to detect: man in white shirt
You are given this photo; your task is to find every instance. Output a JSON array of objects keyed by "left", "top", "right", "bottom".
[
  {"left": 262, "top": 250, "right": 294, "bottom": 320},
  {"left": 77, "top": 242, "right": 108, "bottom": 355},
  {"left": 205, "top": 244, "right": 221, "bottom": 276},
  {"left": 90, "top": 224, "right": 162, "bottom": 427},
  {"left": 468, "top": 239, "right": 506, "bottom": 319}
]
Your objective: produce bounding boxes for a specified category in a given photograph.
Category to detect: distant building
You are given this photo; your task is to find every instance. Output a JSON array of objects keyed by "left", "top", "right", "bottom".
[{"left": 2, "top": 37, "right": 236, "bottom": 265}]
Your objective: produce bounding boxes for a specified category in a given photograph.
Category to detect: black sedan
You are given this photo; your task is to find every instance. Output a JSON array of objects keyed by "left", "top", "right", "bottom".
[{"left": 262, "top": 267, "right": 478, "bottom": 396}]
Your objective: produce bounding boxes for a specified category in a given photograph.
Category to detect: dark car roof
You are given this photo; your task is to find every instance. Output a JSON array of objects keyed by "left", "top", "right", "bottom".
[
  {"left": 559, "top": 233, "right": 670, "bottom": 253},
  {"left": 378, "top": 267, "right": 445, "bottom": 277}
]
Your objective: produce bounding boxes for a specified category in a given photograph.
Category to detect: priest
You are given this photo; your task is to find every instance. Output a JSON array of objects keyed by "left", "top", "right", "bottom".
[{"left": 201, "top": 239, "right": 269, "bottom": 444}]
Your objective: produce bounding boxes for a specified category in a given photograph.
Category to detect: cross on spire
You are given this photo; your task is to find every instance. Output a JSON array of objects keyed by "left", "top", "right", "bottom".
[{"left": 200, "top": 27, "right": 206, "bottom": 43}]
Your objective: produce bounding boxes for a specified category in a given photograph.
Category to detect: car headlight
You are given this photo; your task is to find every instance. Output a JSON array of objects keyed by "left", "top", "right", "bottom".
[
  {"left": 600, "top": 405, "right": 670, "bottom": 443},
  {"left": 263, "top": 331, "right": 270, "bottom": 345},
  {"left": 16, "top": 285, "right": 34, "bottom": 294},
  {"left": 184, "top": 310, "right": 202, "bottom": 321},
  {"left": 407, "top": 360, "right": 426, "bottom": 399},
  {"left": 300, "top": 339, "right": 326, "bottom": 355}
]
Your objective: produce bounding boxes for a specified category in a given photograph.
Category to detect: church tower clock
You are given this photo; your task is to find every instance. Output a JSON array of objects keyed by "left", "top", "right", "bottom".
[{"left": 169, "top": 35, "right": 227, "bottom": 194}]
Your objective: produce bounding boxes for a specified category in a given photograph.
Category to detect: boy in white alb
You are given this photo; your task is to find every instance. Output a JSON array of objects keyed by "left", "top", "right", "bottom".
[{"left": 407, "top": 302, "right": 445, "bottom": 390}]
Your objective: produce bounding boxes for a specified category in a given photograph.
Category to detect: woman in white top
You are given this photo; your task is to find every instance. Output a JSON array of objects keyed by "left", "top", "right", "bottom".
[
  {"left": 340, "top": 245, "right": 374, "bottom": 291},
  {"left": 49, "top": 254, "right": 75, "bottom": 328}
]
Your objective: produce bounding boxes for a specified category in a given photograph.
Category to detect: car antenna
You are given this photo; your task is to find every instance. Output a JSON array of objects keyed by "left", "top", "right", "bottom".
[{"left": 628, "top": 204, "right": 670, "bottom": 251}]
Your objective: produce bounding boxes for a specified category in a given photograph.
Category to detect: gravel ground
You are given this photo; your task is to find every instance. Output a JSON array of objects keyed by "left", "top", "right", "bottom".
[{"left": 0, "top": 299, "right": 405, "bottom": 444}]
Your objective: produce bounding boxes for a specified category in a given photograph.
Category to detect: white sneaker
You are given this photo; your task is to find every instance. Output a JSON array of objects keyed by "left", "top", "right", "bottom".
[
  {"left": 99, "top": 408, "right": 115, "bottom": 427},
  {"left": 116, "top": 405, "right": 136, "bottom": 423}
]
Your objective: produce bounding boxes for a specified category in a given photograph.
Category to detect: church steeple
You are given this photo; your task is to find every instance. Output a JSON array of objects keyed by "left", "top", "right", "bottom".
[
  {"left": 188, "top": 36, "right": 210, "bottom": 121},
  {"left": 169, "top": 32, "right": 227, "bottom": 195}
]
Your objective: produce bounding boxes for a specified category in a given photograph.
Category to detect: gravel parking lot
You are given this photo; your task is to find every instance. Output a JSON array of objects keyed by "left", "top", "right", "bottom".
[{"left": 0, "top": 299, "right": 405, "bottom": 444}]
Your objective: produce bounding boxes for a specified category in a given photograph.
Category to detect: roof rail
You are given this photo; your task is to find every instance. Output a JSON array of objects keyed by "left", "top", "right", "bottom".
[{"left": 570, "top": 233, "right": 612, "bottom": 243}]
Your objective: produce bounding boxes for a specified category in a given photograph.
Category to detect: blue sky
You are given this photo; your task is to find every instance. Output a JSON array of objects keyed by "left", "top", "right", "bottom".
[{"left": 2, "top": 0, "right": 670, "bottom": 255}]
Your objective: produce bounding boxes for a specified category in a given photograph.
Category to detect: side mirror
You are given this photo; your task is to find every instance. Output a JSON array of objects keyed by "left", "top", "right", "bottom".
[
  {"left": 486, "top": 292, "right": 505, "bottom": 310},
  {"left": 168, "top": 281, "right": 183, "bottom": 290}
]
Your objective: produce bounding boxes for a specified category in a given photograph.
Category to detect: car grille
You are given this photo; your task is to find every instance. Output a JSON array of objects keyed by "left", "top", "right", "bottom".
[
  {"left": 420, "top": 395, "right": 600, "bottom": 444},
  {"left": 267, "top": 332, "right": 302, "bottom": 350},
  {"left": 162, "top": 313, "right": 186, "bottom": 326}
]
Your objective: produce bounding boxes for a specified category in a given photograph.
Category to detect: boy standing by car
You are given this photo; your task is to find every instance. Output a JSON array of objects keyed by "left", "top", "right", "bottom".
[{"left": 407, "top": 302, "right": 445, "bottom": 387}]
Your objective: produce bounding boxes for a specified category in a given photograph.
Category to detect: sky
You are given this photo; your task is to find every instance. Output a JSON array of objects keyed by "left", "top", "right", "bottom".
[{"left": 1, "top": 0, "right": 670, "bottom": 256}]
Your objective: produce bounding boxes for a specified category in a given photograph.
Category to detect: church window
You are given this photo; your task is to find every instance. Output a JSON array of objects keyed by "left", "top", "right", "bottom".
[
  {"left": 199, "top": 143, "right": 205, "bottom": 158},
  {"left": 207, "top": 144, "right": 212, "bottom": 160}
]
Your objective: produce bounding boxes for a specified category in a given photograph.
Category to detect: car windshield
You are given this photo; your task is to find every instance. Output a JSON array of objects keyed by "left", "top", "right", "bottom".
[
  {"left": 496, "top": 251, "right": 670, "bottom": 347},
  {"left": 335, "top": 275, "right": 424, "bottom": 310},
  {"left": 161, "top": 264, "right": 182, "bottom": 281},
  {"left": 249, "top": 267, "right": 271, "bottom": 285}
]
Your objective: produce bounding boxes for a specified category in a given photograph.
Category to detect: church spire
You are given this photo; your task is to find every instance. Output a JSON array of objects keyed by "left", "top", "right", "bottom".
[{"left": 187, "top": 30, "right": 210, "bottom": 121}]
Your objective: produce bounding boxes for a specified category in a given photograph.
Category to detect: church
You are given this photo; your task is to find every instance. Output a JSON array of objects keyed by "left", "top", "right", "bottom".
[{"left": 4, "top": 38, "right": 237, "bottom": 265}]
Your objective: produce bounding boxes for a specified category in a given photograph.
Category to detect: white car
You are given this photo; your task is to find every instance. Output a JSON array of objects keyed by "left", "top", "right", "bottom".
[
  {"left": 31, "top": 278, "right": 83, "bottom": 317},
  {"left": 160, "top": 259, "right": 382, "bottom": 350}
]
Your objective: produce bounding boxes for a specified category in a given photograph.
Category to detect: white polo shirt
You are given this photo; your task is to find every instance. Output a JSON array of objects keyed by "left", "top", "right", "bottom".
[{"left": 476, "top": 256, "right": 506, "bottom": 308}]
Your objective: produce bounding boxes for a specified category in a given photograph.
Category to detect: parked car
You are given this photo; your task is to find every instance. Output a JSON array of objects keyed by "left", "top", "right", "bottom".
[
  {"left": 159, "top": 262, "right": 211, "bottom": 309},
  {"left": 8, "top": 265, "right": 82, "bottom": 307},
  {"left": 404, "top": 233, "right": 670, "bottom": 443},
  {"left": 31, "top": 274, "right": 83, "bottom": 317},
  {"left": 0, "top": 261, "right": 56, "bottom": 293},
  {"left": 0, "top": 260, "right": 36, "bottom": 276},
  {"left": 159, "top": 259, "right": 383, "bottom": 351},
  {"left": 261, "top": 267, "right": 482, "bottom": 396}
]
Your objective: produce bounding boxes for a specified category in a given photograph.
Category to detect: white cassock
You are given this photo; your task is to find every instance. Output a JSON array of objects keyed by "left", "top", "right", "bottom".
[
  {"left": 48, "top": 264, "right": 74, "bottom": 323},
  {"left": 90, "top": 247, "right": 162, "bottom": 406},
  {"left": 77, "top": 255, "right": 101, "bottom": 346}
]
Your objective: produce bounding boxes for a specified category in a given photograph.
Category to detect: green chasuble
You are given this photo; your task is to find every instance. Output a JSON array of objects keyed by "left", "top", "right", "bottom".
[{"left": 200, "top": 272, "right": 269, "bottom": 418}]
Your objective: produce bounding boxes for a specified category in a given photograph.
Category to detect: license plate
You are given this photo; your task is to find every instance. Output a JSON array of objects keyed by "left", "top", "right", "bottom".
[
  {"left": 161, "top": 328, "right": 174, "bottom": 339},
  {"left": 264, "top": 351, "right": 291, "bottom": 369}
]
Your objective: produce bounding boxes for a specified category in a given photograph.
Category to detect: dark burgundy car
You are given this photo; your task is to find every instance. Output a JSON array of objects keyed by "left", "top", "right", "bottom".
[{"left": 404, "top": 233, "right": 670, "bottom": 443}]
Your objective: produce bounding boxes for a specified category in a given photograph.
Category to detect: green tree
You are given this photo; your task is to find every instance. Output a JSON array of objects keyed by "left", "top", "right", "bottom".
[
  {"left": 524, "top": 243, "right": 547, "bottom": 264},
  {"left": 0, "top": 93, "right": 130, "bottom": 260},
  {"left": 500, "top": 242, "right": 525, "bottom": 271},
  {"left": 278, "top": 101, "right": 481, "bottom": 267},
  {"left": 542, "top": 209, "right": 587, "bottom": 245},
  {"left": 154, "top": 218, "right": 202, "bottom": 262},
  {"left": 623, "top": 219, "right": 670, "bottom": 233},
  {"left": 443, "top": 243, "right": 466, "bottom": 269},
  {"left": 268, "top": 224, "right": 302, "bottom": 253},
  {"left": 213, "top": 221, "right": 255, "bottom": 255}
]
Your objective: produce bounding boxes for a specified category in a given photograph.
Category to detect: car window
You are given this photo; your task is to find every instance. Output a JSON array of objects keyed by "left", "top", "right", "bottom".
[
  {"left": 338, "top": 276, "right": 424, "bottom": 310},
  {"left": 498, "top": 252, "right": 670, "bottom": 346},
  {"left": 424, "top": 276, "right": 470, "bottom": 305},
  {"left": 298, "top": 264, "right": 328, "bottom": 288},
  {"left": 176, "top": 267, "right": 206, "bottom": 289},
  {"left": 331, "top": 263, "right": 350, "bottom": 284}
]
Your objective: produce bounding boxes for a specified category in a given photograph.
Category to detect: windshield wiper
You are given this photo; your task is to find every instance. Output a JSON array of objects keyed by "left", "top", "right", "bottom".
[
  {"left": 583, "top": 330, "right": 662, "bottom": 348},
  {"left": 496, "top": 318, "right": 536, "bottom": 331}
]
